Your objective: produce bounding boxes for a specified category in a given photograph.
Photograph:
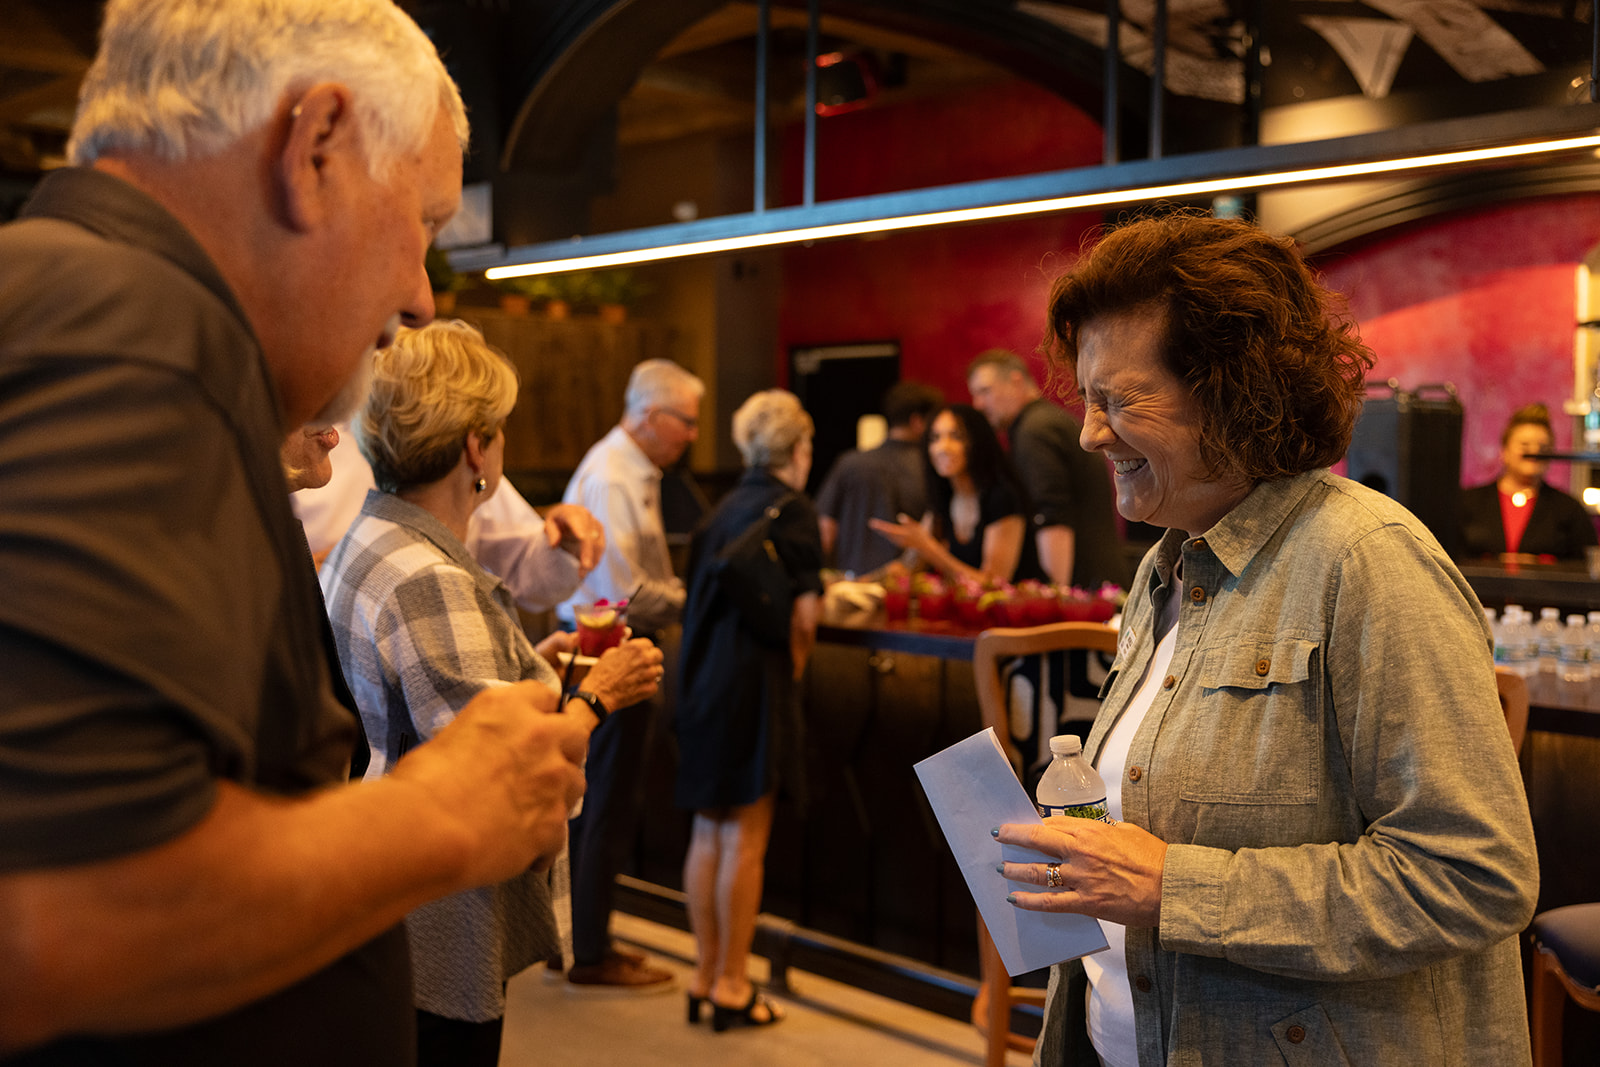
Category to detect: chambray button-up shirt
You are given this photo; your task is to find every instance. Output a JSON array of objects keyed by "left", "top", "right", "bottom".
[{"left": 1038, "top": 469, "right": 1538, "bottom": 1067}]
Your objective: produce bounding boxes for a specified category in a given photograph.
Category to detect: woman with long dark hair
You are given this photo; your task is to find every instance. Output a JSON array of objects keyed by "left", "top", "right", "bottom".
[{"left": 869, "top": 403, "right": 1044, "bottom": 584}]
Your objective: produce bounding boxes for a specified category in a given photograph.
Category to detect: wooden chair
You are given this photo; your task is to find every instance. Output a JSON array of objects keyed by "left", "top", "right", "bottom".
[
  {"left": 1493, "top": 666, "right": 1528, "bottom": 757},
  {"left": 970, "top": 622, "right": 1119, "bottom": 1067},
  {"left": 1530, "top": 903, "right": 1600, "bottom": 1066}
]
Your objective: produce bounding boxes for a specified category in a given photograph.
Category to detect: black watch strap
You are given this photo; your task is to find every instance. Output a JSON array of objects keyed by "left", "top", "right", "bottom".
[{"left": 568, "top": 688, "right": 609, "bottom": 723}]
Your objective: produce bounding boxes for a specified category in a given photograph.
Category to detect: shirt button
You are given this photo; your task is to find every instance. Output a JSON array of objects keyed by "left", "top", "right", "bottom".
[
  {"left": 1286, "top": 1024, "right": 1306, "bottom": 1044},
  {"left": 1255, "top": 658, "right": 1270, "bottom": 676},
  {"left": 1127, "top": 766, "right": 1143, "bottom": 782},
  {"left": 1134, "top": 975, "right": 1151, "bottom": 993},
  {"left": 1189, "top": 586, "right": 1205, "bottom": 603},
  {"left": 1161, "top": 675, "right": 1176, "bottom": 690}
]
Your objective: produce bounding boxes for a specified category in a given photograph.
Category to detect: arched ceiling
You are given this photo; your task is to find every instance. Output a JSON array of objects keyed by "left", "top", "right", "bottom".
[{"left": 1, "top": 1, "right": 1593, "bottom": 241}]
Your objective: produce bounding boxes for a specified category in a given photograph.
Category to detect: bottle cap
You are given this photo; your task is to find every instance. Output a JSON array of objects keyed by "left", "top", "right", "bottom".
[
  {"left": 1569, "top": 615, "right": 1586, "bottom": 627},
  {"left": 1048, "top": 734, "right": 1083, "bottom": 757},
  {"left": 1542, "top": 607, "right": 1560, "bottom": 619}
]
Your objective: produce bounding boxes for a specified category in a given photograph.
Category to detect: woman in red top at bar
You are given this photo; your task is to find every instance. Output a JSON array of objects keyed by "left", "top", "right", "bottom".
[{"left": 1457, "top": 402, "right": 1598, "bottom": 561}]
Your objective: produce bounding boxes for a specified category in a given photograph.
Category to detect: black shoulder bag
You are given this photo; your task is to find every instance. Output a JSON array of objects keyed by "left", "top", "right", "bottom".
[{"left": 709, "top": 492, "right": 797, "bottom": 648}]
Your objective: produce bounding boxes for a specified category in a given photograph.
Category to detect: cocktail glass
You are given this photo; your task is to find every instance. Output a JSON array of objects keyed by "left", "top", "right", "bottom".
[{"left": 575, "top": 599, "right": 628, "bottom": 657}]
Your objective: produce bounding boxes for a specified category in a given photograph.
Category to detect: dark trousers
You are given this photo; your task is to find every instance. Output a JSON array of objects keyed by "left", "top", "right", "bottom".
[
  {"left": 415, "top": 1009, "right": 503, "bottom": 1067},
  {"left": 568, "top": 697, "right": 654, "bottom": 966}
]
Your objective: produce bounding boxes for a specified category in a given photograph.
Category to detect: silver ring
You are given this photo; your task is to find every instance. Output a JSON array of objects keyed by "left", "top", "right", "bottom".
[{"left": 1045, "top": 862, "right": 1062, "bottom": 888}]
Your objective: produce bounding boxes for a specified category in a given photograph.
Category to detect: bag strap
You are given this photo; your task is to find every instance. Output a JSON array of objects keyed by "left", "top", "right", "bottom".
[{"left": 762, "top": 491, "right": 798, "bottom": 524}]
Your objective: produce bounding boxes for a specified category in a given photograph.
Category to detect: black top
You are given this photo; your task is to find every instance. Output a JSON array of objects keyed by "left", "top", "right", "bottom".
[
  {"left": 940, "top": 478, "right": 1046, "bottom": 584},
  {"left": 1458, "top": 481, "right": 1598, "bottom": 561},
  {"left": 0, "top": 168, "right": 410, "bottom": 1065},
  {"left": 1009, "top": 399, "right": 1132, "bottom": 588},
  {"left": 675, "top": 469, "right": 824, "bottom": 810},
  {"left": 814, "top": 438, "right": 926, "bottom": 575}
]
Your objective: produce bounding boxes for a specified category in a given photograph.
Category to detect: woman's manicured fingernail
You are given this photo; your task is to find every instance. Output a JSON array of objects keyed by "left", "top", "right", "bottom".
[
  {"left": 990, "top": 827, "right": 1000, "bottom": 838},
  {"left": 995, "top": 864, "right": 1005, "bottom": 875},
  {"left": 1005, "top": 893, "right": 1018, "bottom": 904}
]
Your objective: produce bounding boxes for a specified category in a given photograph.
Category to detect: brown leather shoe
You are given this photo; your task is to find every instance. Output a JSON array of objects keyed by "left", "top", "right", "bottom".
[{"left": 566, "top": 954, "right": 675, "bottom": 993}]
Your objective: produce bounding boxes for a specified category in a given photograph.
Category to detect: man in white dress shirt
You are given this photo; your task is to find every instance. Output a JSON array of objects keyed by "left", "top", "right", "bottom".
[
  {"left": 558, "top": 359, "right": 703, "bottom": 988},
  {"left": 295, "top": 421, "right": 603, "bottom": 610}
]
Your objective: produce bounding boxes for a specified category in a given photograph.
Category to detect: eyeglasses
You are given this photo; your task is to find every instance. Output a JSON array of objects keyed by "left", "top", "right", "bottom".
[{"left": 652, "top": 407, "right": 699, "bottom": 430}]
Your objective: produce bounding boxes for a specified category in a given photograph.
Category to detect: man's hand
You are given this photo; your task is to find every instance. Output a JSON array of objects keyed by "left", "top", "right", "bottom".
[
  {"left": 543, "top": 503, "right": 605, "bottom": 577},
  {"left": 387, "top": 681, "right": 593, "bottom": 885}
]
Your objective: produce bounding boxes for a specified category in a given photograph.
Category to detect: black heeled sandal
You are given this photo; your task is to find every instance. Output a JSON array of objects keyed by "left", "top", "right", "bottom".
[
  {"left": 687, "top": 992, "right": 708, "bottom": 1024},
  {"left": 710, "top": 986, "right": 783, "bottom": 1032}
]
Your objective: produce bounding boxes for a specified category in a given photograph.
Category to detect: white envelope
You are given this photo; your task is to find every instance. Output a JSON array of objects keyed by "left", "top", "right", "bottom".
[{"left": 913, "top": 727, "right": 1109, "bottom": 976}]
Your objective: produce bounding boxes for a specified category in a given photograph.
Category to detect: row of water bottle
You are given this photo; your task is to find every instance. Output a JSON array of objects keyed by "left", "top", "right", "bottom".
[{"left": 1490, "top": 605, "right": 1600, "bottom": 683}]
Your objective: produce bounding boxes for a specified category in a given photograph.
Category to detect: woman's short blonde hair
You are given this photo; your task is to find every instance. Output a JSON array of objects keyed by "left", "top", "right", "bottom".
[
  {"left": 732, "top": 389, "right": 813, "bottom": 470},
  {"left": 358, "top": 320, "right": 518, "bottom": 493}
]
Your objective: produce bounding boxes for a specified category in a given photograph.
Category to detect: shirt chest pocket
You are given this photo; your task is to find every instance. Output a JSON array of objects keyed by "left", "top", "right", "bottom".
[{"left": 1178, "top": 637, "right": 1322, "bottom": 806}]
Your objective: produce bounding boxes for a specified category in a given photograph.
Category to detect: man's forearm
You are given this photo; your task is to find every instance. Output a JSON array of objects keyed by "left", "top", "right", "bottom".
[
  {"left": 1037, "top": 525, "right": 1076, "bottom": 587},
  {"left": 0, "top": 686, "right": 588, "bottom": 1052},
  {"left": 625, "top": 576, "right": 686, "bottom": 634},
  {"left": 0, "top": 778, "right": 462, "bottom": 1050}
]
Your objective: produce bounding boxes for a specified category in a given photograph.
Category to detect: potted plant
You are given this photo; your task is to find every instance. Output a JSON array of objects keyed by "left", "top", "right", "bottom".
[
  {"left": 425, "top": 247, "right": 470, "bottom": 314},
  {"left": 489, "top": 274, "right": 555, "bottom": 316},
  {"left": 583, "top": 268, "right": 648, "bottom": 323}
]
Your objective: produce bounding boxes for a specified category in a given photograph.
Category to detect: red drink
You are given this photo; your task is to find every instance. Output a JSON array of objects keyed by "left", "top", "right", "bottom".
[
  {"left": 917, "top": 588, "right": 953, "bottom": 622},
  {"left": 575, "top": 600, "right": 626, "bottom": 656}
]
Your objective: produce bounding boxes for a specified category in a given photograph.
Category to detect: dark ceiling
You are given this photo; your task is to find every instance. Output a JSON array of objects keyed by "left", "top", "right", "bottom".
[{"left": 1, "top": 1, "right": 1594, "bottom": 225}]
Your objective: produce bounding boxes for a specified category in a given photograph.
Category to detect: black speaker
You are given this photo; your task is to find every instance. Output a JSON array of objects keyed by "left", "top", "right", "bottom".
[{"left": 1345, "top": 380, "right": 1464, "bottom": 553}]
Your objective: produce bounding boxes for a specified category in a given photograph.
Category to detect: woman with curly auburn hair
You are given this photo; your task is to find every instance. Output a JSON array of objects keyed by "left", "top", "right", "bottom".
[{"left": 992, "top": 212, "right": 1537, "bottom": 1067}]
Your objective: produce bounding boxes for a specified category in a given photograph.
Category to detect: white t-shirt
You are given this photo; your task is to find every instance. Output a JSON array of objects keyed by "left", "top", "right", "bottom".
[{"left": 1081, "top": 584, "right": 1180, "bottom": 1067}]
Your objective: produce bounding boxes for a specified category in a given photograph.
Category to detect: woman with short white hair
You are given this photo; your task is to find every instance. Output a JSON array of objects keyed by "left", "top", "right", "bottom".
[{"left": 675, "top": 389, "right": 822, "bottom": 1033}]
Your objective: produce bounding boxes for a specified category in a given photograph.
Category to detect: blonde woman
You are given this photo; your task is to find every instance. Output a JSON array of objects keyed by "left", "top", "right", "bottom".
[
  {"left": 321, "top": 320, "right": 663, "bottom": 1067},
  {"left": 675, "top": 389, "right": 822, "bottom": 1032}
]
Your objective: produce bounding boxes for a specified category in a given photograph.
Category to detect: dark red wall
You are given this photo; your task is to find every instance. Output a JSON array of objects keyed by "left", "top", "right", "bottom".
[
  {"left": 1317, "top": 195, "right": 1600, "bottom": 488},
  {"left": 777, "top": 79, "right": 1103, "bottom": 405}
]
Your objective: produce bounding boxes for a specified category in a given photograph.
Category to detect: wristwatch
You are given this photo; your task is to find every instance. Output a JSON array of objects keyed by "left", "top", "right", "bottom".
[{"left": 567, "top": 688, "right": 610, "bottom": 724}]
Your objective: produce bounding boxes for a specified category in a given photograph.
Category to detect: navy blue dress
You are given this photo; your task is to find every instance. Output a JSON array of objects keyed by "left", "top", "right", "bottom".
[{"left": 674, "top": 469, "right": 824, "bottom": 810}]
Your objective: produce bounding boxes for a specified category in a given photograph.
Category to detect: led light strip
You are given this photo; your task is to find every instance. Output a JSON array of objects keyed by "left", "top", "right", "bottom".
[{"left": 484, "top": 133, "right": 1600, "bottom": 280}]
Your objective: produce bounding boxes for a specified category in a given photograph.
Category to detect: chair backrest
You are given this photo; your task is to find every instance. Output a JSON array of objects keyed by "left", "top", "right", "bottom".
[
  {"left": 1494, "top": 666, "right": 1529, "bottom": 757},
  {"left": 972, "top": 622, "right": 1119, "bottom": 779}
]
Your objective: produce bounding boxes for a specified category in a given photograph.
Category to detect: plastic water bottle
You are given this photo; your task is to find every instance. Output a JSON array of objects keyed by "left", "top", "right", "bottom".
[
  {"left": 1588, "top": 612, "right": 1600, "bottom": 672},
  {"left": 1537, "top": 607, "right": 1563, "bottom": 674},
  {"left": 1501, "top": 608, "right": 1532, "bottom": 678},
  {"left": 1036, "top": 735, "right": 1111, "bottom": 822},
  {"left": 1486, "top": 608, "right": 1506, "bottom": 670},
  {"left": 1560, "top": 615, "right": 1591, "bottom": 683}
]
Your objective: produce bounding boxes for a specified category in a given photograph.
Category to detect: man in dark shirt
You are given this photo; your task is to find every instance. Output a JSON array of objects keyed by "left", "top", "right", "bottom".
[
  {"left": 967, "top": 349, "right": 1130, "bottom": 589},
  {"left": 0, "top": 1, "right": 593, "bottom": 1061},
  {"left": 815, "top": 380, "right": 944, "bottom": 575}
]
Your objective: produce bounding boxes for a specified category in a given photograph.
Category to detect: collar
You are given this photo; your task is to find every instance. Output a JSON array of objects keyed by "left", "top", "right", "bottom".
[
  {"left": 1149, "top": 469, "right": 1327, "bottom": 584},
  {"left": 21, "top": 167, "right": 252, "bottom": 334},
  {"left": 359, "top": 490, "right": 493, "bottom": 579},
  {"left": 603, "top": 424, "right": 664, "bottom": 483}
]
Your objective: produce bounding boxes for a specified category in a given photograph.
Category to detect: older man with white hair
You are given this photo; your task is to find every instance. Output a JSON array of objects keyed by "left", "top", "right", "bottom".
[
  {"left": 0, "top": 2, "right": 594, "bottom": 1062},
  {"left": 556, "top": 358, "right": 704, "bottom": 990}
]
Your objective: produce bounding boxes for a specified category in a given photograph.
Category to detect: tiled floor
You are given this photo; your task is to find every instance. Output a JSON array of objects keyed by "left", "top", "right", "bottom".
[{"left": 499, "top": 912, "right": 1033, "bottom": 1066}]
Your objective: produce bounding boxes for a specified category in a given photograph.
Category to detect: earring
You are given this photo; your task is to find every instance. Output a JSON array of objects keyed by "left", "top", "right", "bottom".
[{"left": 474, "top": 477, "right": 487, "bottom": 493}]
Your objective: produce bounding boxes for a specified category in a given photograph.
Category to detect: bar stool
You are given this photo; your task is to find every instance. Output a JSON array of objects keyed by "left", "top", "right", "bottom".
[{"left": 1530, "top": 903, "right": 1600, "bottom": 1066}]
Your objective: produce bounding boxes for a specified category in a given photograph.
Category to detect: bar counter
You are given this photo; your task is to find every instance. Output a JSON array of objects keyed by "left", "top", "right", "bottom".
[{"left": 622, "top": 598, "right": 1599, "bottom": 1013}]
